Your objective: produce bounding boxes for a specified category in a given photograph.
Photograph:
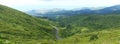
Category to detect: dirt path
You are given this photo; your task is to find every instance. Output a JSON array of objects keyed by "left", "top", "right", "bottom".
[{"left": 50, "top": 24, "right": 61, "bottom": 40}]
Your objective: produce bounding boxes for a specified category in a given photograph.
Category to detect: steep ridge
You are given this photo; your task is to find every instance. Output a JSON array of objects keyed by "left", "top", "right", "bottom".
[{"left": 0, "top": 4, "right": 55, "bottom": 43}]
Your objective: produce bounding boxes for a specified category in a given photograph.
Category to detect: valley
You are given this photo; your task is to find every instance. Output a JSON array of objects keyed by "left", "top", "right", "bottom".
[{"left": 0, "top": 4, "right": 120, "bottom": 44}]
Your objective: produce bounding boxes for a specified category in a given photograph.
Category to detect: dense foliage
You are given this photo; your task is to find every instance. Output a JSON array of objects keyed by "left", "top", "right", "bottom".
[
  {"left": 56, "top": 14, "right": 120, "bottom": 37},
  {"left": 50, "top": 14, "right": 120, "bottom": 44}
]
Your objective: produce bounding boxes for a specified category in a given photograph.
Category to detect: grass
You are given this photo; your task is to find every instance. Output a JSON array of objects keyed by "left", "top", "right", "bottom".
[{"left": 0, "top": 4, "right": 56, "bottom": 44}]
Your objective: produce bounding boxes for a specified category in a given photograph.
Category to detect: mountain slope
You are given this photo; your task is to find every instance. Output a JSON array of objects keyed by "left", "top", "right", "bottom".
[
  {"left": 0, "top": 5, "right": 55, "bottom": 43},
  {"left": 45, "top": 14, "right": 120, "bottom": 44},
  {"left": 58, "top": 14, "right": 120, "bottom": 29}
]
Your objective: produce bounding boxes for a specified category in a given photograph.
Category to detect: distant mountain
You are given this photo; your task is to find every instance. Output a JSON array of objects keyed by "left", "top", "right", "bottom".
[
  {"left": 27, "top": 5, "right": 120, "bottom": 20},
  {"left": 27, "top": 9, "right": 65, "bottom": 16},
  {"left": 27, "top": 9, "right": 93, "bottom": 16},
  {"left": 95, "top": 5, "right": 120, "bottom": 14}
]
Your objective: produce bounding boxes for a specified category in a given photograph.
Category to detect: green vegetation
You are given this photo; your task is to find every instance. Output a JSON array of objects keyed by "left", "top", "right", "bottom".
[
  {"left": 53, "top": 14, "right": 120, "bottom": 44},
  {"left": 0, "top": 4, "right": 56, "bottom": 44},
  {"left": 0, "top": 4, "right": 120, "bottom": 44},
  {"left": 58, "top": 15, "right": 120, "bottom": 30},
  {"left": 54, "top": 27, "right": 120, "bottom": 44}
]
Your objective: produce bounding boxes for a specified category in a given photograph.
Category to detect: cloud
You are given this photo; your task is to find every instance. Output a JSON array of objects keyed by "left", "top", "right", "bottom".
[
  {"left": 0, "top": 0, "right": 120, "bottom": 7},
  {"left": 0, "top": 0, "right": 120, "bottom": 11},
  {"left": 40, "top": 0, "right": 53, "bottom": 1},
  {"left": 0, "top": 0, "right": 41, "bottom": 6}
]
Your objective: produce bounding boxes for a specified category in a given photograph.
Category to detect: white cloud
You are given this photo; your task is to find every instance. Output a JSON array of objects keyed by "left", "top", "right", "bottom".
[
  {"left": 0, "top": 0, "right": 120, "bottom": 6},
  {"left": 0, "top": 0, "right": 120, "bottom": 11},
  {"left": 0, "top": 0, "right": 41, "bottom": 6}
]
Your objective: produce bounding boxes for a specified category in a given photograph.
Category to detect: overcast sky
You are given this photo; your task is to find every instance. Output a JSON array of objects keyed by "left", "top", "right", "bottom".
[{"left": 0, "top": 0, "right": 120, "bottom": 11}]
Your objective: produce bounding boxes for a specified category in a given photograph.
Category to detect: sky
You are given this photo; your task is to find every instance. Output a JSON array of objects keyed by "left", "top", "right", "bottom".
[{"left": 0, "top": 0, "right": 120, "bottom": 11}]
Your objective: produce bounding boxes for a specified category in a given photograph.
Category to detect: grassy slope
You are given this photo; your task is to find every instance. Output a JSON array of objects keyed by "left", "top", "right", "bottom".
[
  {"left": 0, "top": 5, "right": 56, "bottom": 44},
  {"left": 54, "top": 27, "right": 120, "bottom": 44},
  {"left": 51, "top": 14, "right": 120, "bottom": 44}
]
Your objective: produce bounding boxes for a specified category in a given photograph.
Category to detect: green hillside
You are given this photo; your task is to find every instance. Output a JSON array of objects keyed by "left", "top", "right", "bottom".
[
  {"left": 54, "top": 27, "right": 120, "bottom": 44},
  {"left": 59, "top": 15, "right": 120, "bottom": 29},
  {"left": 57, "top": 15, "right": 120, "bottom": 36},
  {"left": 52, "top": 14, "right": 120, "bottom": 44},
  {"left": 0, "top": 4, "right": 120, "bottom": 44},
  {"left": 0, "top": 5, "right": 56, "bottom": 44}
]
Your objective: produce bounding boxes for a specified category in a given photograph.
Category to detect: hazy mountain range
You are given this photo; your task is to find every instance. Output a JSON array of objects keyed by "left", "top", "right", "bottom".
[{"left": 27, "top": 5, "right": 120, "bottom": 17}]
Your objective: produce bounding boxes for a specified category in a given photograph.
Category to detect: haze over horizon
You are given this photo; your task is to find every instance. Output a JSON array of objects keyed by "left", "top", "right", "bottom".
[{"left": 0, "top": 0, "right": 120, "bottom": 11}]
